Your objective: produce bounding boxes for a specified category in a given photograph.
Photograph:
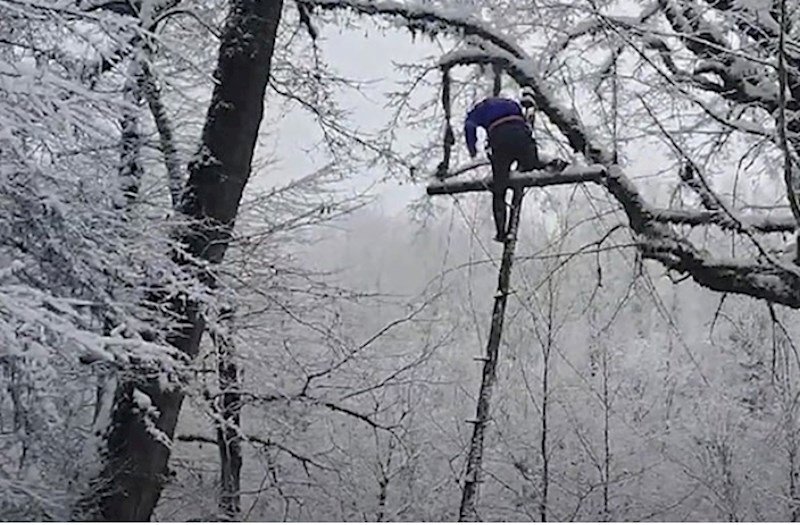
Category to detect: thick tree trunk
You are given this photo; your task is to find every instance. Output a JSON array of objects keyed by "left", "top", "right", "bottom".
[
  {"left": 78, "top": 1, "right": 284, "bottom": 520},
  {"left": 459, "top": 189, "right": 524, "bottom": 522}
]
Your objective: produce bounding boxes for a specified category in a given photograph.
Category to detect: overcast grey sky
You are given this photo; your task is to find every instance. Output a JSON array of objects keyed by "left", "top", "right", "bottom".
[{"left": 264, "top": 20, "right": 444, "bottom": 216}]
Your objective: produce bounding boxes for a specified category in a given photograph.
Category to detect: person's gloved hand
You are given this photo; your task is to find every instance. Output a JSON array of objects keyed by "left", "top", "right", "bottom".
[{"left": 547, "top": 159, "right": 569, "bottom": 171}]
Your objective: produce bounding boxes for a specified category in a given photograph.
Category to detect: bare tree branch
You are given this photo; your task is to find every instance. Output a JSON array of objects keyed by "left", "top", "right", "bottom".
[{"left": 176, "top": 433, "right": 335, "bottom": 473}]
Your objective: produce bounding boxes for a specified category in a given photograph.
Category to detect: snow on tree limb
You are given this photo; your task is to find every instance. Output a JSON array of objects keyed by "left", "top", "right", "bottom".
[
  {"left": 650, "top": 209, "right": 796, "bottom": 233},
  {"left": 0, "top": 283, "right": 182, "bottom": 369},
  {"left": 297, "top": 0, "right": 525, "bottom": 57},
  {"left": 426, "top": 166, "right": 607, "bottom": 194},
  {"left": 140, "top": 59, "right": 183, "bottom": 210},
  {"left": 428, "top": 167, "right": 796, "bottom": 232},
  {"left": 657, "top": 0, "right": 782, "bottom": 110}
]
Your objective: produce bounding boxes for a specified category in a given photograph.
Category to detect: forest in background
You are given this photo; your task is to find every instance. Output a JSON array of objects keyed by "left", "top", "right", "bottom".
[{"left": 3, "top": 0, "right": 800, "bottom": 521}]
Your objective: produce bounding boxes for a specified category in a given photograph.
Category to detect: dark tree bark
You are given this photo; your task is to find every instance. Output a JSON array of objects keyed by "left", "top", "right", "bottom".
[{"left": 78, "top": 0, "right": 285, "bottom": 520}]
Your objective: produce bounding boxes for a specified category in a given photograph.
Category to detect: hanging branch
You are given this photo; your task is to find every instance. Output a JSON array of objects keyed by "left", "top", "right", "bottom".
[
  {"left": 610, "top": 47, "right": 618, "bottom": 164},
  {"left": 297, "top": 2, "right": 319, "bottom": 40},
  {"left": 492, "top": 62, "right": 502, "bottom": 96},
  {"left": 436, "top": 66, "right": 455, "bottom": 178}
]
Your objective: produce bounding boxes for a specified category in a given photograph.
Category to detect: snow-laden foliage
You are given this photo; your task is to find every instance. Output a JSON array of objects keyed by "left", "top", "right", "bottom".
[
  {"left": 1, "top": 0, "right": 382, "bottom": 517},
  {"left": 0, "top": 0, "right": 196, "bottom": 515}
]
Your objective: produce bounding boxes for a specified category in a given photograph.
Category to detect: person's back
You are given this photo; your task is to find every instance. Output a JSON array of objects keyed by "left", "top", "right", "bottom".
[{"left": 464, "top": 97, "right": 526, "bottom": 158}]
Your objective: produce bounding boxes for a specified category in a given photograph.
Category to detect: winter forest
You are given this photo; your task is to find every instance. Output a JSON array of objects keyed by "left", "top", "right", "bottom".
[{"left": 7, "top": 0, "right": 800, "bottom": 521}]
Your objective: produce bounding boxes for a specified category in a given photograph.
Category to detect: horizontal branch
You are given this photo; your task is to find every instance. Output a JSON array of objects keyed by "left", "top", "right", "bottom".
[
  {"left": 428, "top": 166, "right": 796, "bottom": 233},
  {"left": 176, "top": 433, "right": 333, "bottom": 472},
  {"left": 651, "top": 208, "right": 797, "bottom": 233},
  {"left": 641, "top": 239, "right": 800, "bottom": 308},
  {"left": 426, "top": 165, "right": 607, "bottom": 194}
]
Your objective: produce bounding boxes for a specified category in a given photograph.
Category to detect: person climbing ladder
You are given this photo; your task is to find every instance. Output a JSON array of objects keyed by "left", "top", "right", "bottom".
[{"left": 463, "top": 89, "right": 567, "bottom": 242}]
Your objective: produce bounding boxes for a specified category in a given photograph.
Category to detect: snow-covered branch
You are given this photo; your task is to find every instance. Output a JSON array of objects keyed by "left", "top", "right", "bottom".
[
  {"left": 140, "top": 59, "right": 183, "bottom": 209},
  {"left": 426, "top": 165, "right": 607, "bottom": 194},
  {"left": 298, "top": 0, "right": 524, "bottom": 58},
  {"left": 428, "top": 166, "right": 796, "bottom": 235},
  {"left": 649, "top": 208, "right": 796, "bottom": 233},
  {"left": 657, "top": 0, "right": 781, "bottom": 110}
]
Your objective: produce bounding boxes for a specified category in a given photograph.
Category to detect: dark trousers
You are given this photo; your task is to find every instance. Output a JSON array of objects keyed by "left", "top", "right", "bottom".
[{"left": 487, "top": 121, "right": 542, "bottom": 238}]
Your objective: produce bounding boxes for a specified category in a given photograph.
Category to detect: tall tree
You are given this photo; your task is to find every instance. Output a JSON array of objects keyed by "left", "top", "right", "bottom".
[{"left": 81, "top": 0, "right": 285, "bottom": 520}]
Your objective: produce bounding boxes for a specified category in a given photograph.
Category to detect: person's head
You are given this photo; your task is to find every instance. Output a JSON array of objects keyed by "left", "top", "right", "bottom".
[{"left": 520, "top": 87, "right": 536, "bottom": 109}]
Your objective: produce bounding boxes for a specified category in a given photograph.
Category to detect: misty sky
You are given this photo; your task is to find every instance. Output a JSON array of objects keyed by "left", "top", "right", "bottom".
[{"left": 266, "top": 20, "right": 448, "bottom": 216}]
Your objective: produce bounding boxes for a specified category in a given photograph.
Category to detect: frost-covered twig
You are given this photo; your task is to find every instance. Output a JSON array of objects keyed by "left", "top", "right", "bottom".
[{"left": 176, "top": 433, "right": 335, "bottom": 472}]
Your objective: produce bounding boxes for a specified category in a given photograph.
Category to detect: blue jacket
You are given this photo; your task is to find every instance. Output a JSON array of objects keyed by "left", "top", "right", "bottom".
[{"left": 464, "top": 97, "right": 524, "bottom": 157}]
